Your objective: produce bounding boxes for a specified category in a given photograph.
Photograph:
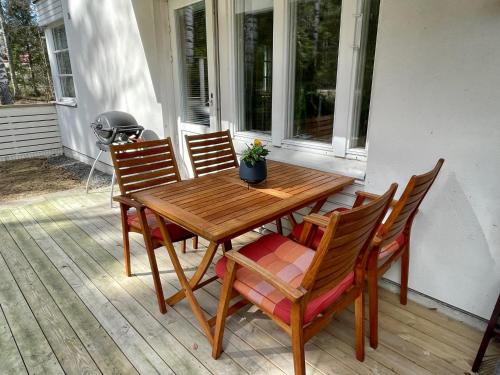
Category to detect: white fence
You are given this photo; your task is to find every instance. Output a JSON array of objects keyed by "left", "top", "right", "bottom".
[{"left": 0, "top": 104, "right": 62, "bottom": 161}]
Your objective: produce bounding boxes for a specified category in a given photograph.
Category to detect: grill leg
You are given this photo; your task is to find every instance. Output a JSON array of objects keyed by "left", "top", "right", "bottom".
[
  {"left": 110, "top": 170, "right": 116, "bottom": 208},
  {"left": 86, "top": 149, "right": 103, "bottom": 193}
]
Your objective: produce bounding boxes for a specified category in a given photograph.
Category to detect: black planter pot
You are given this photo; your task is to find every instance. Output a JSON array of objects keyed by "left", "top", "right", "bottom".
[{"left": 239, "top": 159, "right": 267, "bottom": 184}]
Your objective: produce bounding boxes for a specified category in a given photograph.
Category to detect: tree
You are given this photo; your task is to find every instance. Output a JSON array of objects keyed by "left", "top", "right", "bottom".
[
  {"left": 1, "top": 0, "right": 51, "bottom": 100},
  {"left": 0, "top": 55, "right": 13, "bottom": 103}
]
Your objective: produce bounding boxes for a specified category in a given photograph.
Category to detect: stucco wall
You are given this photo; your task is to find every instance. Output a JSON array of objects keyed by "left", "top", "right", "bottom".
[
  {"left": 366, "top": 0, "right": 500, "bottom": 319},
  {"left": 55, "top": 0, "right": 166, "bottom": 167}
]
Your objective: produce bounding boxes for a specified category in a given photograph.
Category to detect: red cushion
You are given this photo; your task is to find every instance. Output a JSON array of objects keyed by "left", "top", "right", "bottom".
[
  {"left": 215, "top": 233, "right": 354, "bottom": 325},
  {"left": 127, "top": 208, "right": 193, "bottom": 242},
  {"left": 290, "top": 208, "right": 406, "bottom": 259}
]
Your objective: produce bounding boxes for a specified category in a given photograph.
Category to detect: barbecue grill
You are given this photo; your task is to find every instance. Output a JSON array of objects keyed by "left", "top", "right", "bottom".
[{"left": 86, "top": 111, "right": 144, "bottom": 205}]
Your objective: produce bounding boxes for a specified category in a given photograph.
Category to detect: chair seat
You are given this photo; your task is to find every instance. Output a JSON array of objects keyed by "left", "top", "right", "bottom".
[
  {"left": 127, "top": 208, "right": 194, "bottom": 242},
  {"left": 291, "top": 208, "right": 406, "bottom": 259},
  {"left": 215, "top": 233, "right": 354, "bottom": 325}
]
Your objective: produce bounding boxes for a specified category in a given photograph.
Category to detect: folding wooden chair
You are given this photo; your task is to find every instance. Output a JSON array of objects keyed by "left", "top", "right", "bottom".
[
  {"left": 109, "top": 138, "right": 198, "bottom": 313},
  {"left": 290, "top": 159, "right": 444, "bottom": 348},
  {"left": 185, "top": 130, "right": 285, "bottom": 236},
  {"left": 212, "top": 184, "right": 397, "bottom": 375}
]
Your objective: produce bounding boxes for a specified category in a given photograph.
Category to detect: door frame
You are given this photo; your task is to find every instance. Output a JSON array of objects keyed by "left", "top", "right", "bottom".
[{"left": 167, "top": 0, "right": 220, "bottom": 171}]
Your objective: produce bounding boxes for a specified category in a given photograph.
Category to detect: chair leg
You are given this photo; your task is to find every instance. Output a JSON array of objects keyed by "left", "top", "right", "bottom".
[
  {"left": 212, "top": 260, "right": 236, "bottom": 359},
  {"left": 276, "top": 218, "right": 283, "bottom": 235},
  {"left": 291, "top": 304, "right": 306, "bottom": 375},
  {"left": 180, "top": 240, "right": 187, "bottom": 254},
  {"left": 123, "top": 231, "right": 132, "bottom": 277},
  {"left": 119, "top": 204, "right": 132, "bottom": 277},
  {"left": 192, "top": 236, "right": 198, "bottom": 250},
  {"left": 355, "top": 291, "right": 365, "bottom": 361},
  {"left": 367, "top": 253, "right": 379, "bottom": 349},
  {"left": 222, "top": 240, "right": 232, "bottom": 253},
  {"left": 400, "top": 244, "right": 410, "bottom": 305}
]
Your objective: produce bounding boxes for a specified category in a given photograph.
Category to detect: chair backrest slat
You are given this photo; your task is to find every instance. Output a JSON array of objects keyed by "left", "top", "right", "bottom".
[
  {"left": 302, "top": 184, "right": 398, "bottom": 299},
  {"left": 379, "top": 159, "right": 444, "bottom": 247},
  {"left": 110, "top": 138, "right": 181, "bottom": 196},
  {"left": 185, "top": 130, "right": 239, "bottom": 177}
]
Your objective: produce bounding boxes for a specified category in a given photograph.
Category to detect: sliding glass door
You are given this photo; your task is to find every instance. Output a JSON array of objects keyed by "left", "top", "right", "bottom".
[{"left": 169, "top": 0, "right": 218, "bottom": 165}]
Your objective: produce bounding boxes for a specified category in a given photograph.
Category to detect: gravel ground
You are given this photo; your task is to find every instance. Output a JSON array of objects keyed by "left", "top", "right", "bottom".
[{"left": 0, "top": 155, "right": 112, "bottom": 202}]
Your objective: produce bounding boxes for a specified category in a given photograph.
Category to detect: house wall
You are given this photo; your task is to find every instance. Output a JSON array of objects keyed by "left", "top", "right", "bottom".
[
  {"left": 365, "top": 0, "right": 500, "bottom": 319},
  {"left": 51, "top": 0, "right": 168, "bottom": 170},
  {"left": 35, "top": 0, "right": 63, "bottom": 27}
]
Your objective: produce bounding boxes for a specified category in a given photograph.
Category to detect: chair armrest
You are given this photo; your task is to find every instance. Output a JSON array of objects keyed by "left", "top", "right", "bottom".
[
  {"left": 225, "top": 250, "right": 307, "bottom": 303},
  {"left": 355, "top": 191, "right": 399, "bottom": 208},
  {"left": 113, "top": 195, "right": 144, "bottom": 210},
  {"left": 373, "top": 235, "right": 383, "bottom": 247},
  {"left": 303, "top": 213, "right": 330, "bottom": 228}
]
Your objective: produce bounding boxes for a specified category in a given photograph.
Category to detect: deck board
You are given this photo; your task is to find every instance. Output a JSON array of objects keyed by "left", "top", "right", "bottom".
[
  {"left": 0, "top": 225, "right": 64, "bottom": 374},
  {"left": 0, "top": 295, "right": 28, "bottom": 374},
  {"left": 0, "top": 190, "right": 498, "bottom": 374}
]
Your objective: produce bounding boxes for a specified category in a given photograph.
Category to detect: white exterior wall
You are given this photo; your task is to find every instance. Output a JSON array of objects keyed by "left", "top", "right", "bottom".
[
  {"left": 35, "top": 0, "right": 63, "bottom": 27},
  {"left": 366, "top": 0, "right": 500, "bottom": 319},
  {"left": 52, "top": 0, "right": 168, "bottom": 168}
]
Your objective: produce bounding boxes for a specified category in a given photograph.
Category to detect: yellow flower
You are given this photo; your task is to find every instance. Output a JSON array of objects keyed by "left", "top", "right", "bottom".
[{"left": 254, "top": 138, "right": 262, "bottom": 147}]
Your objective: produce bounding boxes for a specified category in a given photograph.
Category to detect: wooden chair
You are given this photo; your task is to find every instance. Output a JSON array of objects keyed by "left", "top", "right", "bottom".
[
  {"left": 109, "top": 138, "right": 198, "bottom": 314},
  {"left": 185, "top": 130, "right": 239, "bottom": 178},
  {"left": 472, "top": 292, "right": 500, "bottom": 373},
  {"left": 185, "top": 130, "right": 285, "bottom": 237},
  {"left": 290, "top": 159, "right": 444, "bottom": 348},
  {"left": 212, "top": 184, "right": 398, "bottom": 375}
]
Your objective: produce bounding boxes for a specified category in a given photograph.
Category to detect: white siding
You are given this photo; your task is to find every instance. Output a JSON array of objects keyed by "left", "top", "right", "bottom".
[
  {"left": 365, "top": 0, "right": 500, "bottom": 319},
  {"left": 35, "top": 0, "right": 63, "bottom": 26},
  {"left": 0, "top": 104, "right": 62, "bottom": 161}
]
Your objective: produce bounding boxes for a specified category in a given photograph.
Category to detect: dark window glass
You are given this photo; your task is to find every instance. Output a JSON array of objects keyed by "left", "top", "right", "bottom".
[
  {"left": 291, "top": 0, "right": 342, "bottom": 142},
  {"left": 236, "top": 1, "right": 273, "bottom": 133}
]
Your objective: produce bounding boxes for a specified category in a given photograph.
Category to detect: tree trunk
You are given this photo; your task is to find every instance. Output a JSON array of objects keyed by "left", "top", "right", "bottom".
[
  {"left": 26, "top": 41, "right": 39, "bottom": 96},
  {"left": 0, "top": 3, "right": 18, "bottom": 97}
]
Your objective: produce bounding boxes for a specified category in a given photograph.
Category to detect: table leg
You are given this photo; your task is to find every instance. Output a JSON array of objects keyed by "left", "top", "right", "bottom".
[
  {"left": 156, "top": 215, "right": 215, "bottom": 343},
  {"left": 166, "top": 240, "right": 220, "bottom": 306},
  {"left": 310, "top": 198, "right": 327, "bottom": 214},
  {"left": 138, "top": 209, "right": 167, "bottom": 314}
]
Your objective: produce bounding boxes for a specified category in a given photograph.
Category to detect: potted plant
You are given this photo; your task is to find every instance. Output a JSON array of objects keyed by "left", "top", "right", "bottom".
[{"left": 239, "top": 138, "right": 269, "bottom": 184}]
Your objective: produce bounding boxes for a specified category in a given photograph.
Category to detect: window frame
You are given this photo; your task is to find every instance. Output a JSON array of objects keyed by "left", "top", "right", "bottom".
[
  {"left": 46, "top": 21, "right": 77, "bottom": 105},
  {"left": 223, "top": 0, "right": 374, "bottom": 159}
]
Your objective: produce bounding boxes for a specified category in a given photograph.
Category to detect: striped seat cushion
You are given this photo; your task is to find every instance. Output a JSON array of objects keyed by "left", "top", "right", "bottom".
[
  {"left": 215, "top": 233, "right": 354, "bottom": 325},
  {"left": 290, "top": 208, "right": 406, "bottom": 259},
  {"left": 127, "top": 208, "right": 194, "bottom": 242}
]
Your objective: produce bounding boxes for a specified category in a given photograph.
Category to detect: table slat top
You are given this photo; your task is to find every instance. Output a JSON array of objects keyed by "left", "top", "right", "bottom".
[{"left": 132, "top": 161, "right": 354, "bottom": 242}]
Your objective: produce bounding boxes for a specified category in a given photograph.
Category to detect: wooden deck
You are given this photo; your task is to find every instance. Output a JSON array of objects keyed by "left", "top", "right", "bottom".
[{"left": 0, "top": 190, "right": 497, "bottom": 374}]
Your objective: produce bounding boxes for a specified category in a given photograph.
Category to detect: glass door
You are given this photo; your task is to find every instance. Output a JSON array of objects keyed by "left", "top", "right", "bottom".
[{"left": 169, "top": 0, "right": 218, "bottom": 168}]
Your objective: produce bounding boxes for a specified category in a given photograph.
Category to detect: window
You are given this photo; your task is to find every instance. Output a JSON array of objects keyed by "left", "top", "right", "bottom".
[
  {"left": 50, "top": 24, "right": 75, "bottom": 100},
  {"left": 176, "top": 2, "right": 210, "bottom": 126},
  {"left": 235, "top": 0, "right": 273, "bottom": 134},
  {"left": 228, "top": 0, "right": 380, "bottom": 157},
  {"left": 350, "top": 0, "right": 380, "bottom": 150},
  {"left": 290, "top": 0, "right": 341, "bottom": 143}
]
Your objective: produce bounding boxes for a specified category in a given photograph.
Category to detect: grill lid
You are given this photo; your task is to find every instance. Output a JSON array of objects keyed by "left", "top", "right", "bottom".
[{"left": 91, "top": 111, "right": 144, "bottom": 145}]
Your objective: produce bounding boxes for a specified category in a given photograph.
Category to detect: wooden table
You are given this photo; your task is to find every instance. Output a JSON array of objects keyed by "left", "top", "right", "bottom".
[{"left": 132, "top": 160, "right": 354, "bottom": 343}]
